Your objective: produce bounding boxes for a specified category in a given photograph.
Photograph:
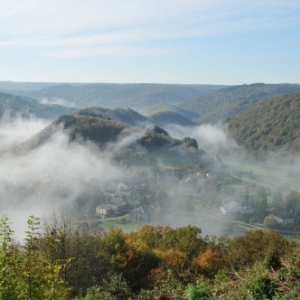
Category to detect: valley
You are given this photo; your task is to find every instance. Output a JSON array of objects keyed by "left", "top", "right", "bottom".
[{"left": 1, "top": 81, "right": 300, "bottom": 299}]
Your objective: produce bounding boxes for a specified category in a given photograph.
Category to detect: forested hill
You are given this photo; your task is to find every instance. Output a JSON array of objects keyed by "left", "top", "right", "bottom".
[
  {"left": 5, "top": 82, "right": 300, "bottom": 125},
  {"left": 179, "top": 83, "right": 300, "bottom": 124},
  {"left": 0, "top": 92, "right": 77, "bottom": 120},
  {"left": 54, "top": 110, "right": 198, "bottom": 152},
  {"left": 136, "top": 102, "right": 199, "bottom": 119},
  {"left": 13, "top": 83, "right": 224, "bottom": 108},
  {"left": 77, "top": 107, "right": 151, "bottom": 127},
  {"left": 149, "top": 111, "right": 197, "bottom": 126},
  {"left": 10, "top": 107, "right": 211, "bottom": 166},
  {"left": 227, "top": 91, "right": 300, "bottom": 156}
]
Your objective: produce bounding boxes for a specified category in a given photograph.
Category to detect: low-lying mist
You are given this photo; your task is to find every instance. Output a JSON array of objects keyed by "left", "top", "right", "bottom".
[
  {"left": 0, "top": 113, "right": 50, "bottom": 152},
  {"left": 1, "top": 113, "right": 299, "bottom": 240},
  {"left": 164, "top": 123, "right": 239, "bottom": 154},
  {"left": 39, "top": 97, "right": 76, "bottom": 108},
  {"left": 0, "top": 115, "right": 126, "bottom": 238}
]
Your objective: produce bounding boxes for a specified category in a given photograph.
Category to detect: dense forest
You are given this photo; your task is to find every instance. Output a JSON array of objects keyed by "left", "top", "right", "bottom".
[
  {"left": 1, "top": 215, "right": 300, "bottom": 299},
  {"left": 179, "top": 83, "right": 300, "bottom": 124},
  {"left": 227, "top": 91, "right": 300, "bottom": 158}
]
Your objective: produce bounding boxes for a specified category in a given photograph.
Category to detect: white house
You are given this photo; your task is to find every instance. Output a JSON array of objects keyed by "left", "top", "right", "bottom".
[{"left": 220, "top": 201, "right": 247, "bottom": 216}]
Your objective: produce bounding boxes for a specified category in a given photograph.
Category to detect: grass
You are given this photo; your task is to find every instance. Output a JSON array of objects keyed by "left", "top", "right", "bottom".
[
  {"left": 96, "top": 219, "right": 141, "bottom": 233},
  {"left": 237, "top": 225, "right": 257, "bottom": 233},
  {"left": 225, "top": 159, "right": 300, "bottom": 193}
]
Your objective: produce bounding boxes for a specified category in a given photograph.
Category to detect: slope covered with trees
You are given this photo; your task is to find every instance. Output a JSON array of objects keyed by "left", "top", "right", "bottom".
[
  {"left": 10, "top": 107, "right": 212, "bottom": 168},
  {"left": 78, "top": 107, "right": 151, "bottom": 127},
  {"left": 15, "top": 83, "right": 224, "bottom": 109},
  {"left": 0, "top": 92, "right": 77, "bottom": 120},
  {"left": 149, "top": 111, "right": 196, "bottom": 127},
  {"left": 227, "top": 91, "right": 300, "bottom": 157},
  {"left": 1, "top": 215, "right": 300, "bottom": 299},
  {"left": 179, "top": 83, "right": 300, "bottom": 124},
  {"left": 137, "top": 102, "right": 199, "bottom": 119}
]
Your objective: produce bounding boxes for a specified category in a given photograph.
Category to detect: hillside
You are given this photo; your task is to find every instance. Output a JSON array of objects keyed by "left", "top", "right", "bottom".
[
  {"left": 10, "top": 107, "right": 213, "bottom": 167},
  {"left": 136, "top": 102, "right": 199, "bottom": 119},
  {"left": 78, "top": 107, "right": 151, "bottom": 127},
  {"left": 54, "top": 111, "right": 200, "bottom": 154},
  {"left": 0, "top": 92, "right": 77, "bottom": 120},
  {"left": 4, "top": 83, "right": 300, "bottom": 124},
  {"left": 227, "top": 91, "right": 300, "bottom": 156},
  {"left": 149, "top": 111, "right": 196, "bottom": 127},
  {"left": 179, "top": 83, "right": 300, "bottom": 123},
  {"left": 14, "top": 83, "right": 224, "bottom": 109}
]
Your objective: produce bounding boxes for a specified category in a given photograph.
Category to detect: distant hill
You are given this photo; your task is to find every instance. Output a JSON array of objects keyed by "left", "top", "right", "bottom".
[
  {"left": 14, "top": 83, "right": 224, "bottom": 109},
  {"left": 179, "top": 83, "right": 300, "bottom": 124},
  {"left": 5, "top": 82, "right": 300, "bottom": 125},
  {"left": 0, "top": 92, "right": 77, "bottom": 120},
  {"left": 136, "top": 102, "right": 199, "bottom": 119},
  {"left": 149, "top": 111, "right": 196, "bottom": 127},
  {"left": 78, "top": 107, "right": 151, "bottom": 127},
  {"left": 227, "top": 91, "right": 300, "bottom": 156},
  {"left": 0, "top": 81, "right": 70, "bottom": 92}
]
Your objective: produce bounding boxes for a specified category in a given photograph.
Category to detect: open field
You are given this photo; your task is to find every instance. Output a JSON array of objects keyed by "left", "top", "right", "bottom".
[{"left": 225, "top": 159, "right": 300, "bottom": 194}]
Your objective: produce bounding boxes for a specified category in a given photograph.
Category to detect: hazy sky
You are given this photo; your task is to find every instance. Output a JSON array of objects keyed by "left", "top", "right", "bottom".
[{"left": 0, "top": 0, "right": 299, "bottom": 84}]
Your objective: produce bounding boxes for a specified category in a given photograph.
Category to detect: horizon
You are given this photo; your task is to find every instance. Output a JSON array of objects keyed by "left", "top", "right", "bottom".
[{"left": 1, "top": 80, "right": 299, "bottom": 86}]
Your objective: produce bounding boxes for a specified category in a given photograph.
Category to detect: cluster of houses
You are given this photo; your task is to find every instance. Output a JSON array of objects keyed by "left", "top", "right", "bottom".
[
  {"left": 93, "top": 170, "right": 213, "bottom": 224},
  {"left": 93, "top": 172, "right": 297, "bottom": 229},
  {"left": 95, "top": 182, "right": 155, "bottom": 223}
]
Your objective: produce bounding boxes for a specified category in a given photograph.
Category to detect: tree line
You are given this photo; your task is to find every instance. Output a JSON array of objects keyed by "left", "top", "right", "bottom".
[{"left": 1, "top": 214, "right": 300, "bottom": 299}]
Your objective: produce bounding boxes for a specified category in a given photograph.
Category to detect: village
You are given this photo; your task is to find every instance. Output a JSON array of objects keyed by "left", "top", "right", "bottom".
[
  {"left": 90, "top": 166, "right": 299, "bottom": 233},
  {"left": 2, "top": 162, "right": 297, "bottom": 234}
]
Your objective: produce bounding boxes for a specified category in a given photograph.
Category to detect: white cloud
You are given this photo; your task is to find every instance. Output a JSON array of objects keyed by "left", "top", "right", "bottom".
[
  {"left": 44, "top": 45, "right": 175, "bottom": 58},
  {"left": 0, "top": 0, "right": 299, "bottom": 57}
]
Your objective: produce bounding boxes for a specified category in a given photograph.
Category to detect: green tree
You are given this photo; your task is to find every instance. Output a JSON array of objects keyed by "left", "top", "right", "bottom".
[
  {"left": 0, "top": 216, "right": 19, "bottom": 300},
  {"left": 19, "top": 216, "right": 67, "bottom": 300},
  {"left": 184, "top": 283, "right": 212, "bottom": 300},
  {"left": 283, "top": 191, "right": 300, "bottom": 214},
  {"left": 42, "top": 212, "right": 113, "bottom": 298},
  {"left": 272, "top": 190, "right": 283, "bottom": 210},
  {"left": 227, "top": 230, "right": 293, "bottom": 270},
  {"left": 264, "top": 214, "right": 278, "bottom": 229}
]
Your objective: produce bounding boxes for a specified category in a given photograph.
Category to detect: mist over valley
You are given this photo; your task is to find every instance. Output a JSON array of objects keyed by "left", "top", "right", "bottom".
[{"left": 0, "top": 82, "right": 300, "bottom": 242}]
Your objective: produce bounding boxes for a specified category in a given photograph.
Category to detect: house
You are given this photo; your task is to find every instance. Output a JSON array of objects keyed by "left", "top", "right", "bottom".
[
  {"left": 220, "top": 201, "right": 248, "bottom": 216},
  {"left": 130, "top": 205, "right": 155, "bottom": 223},
  {"left": 275, "top": 213, "right": 295, "bottom": 227},
  {"left": 96, "top": 204, "right": 114, "bottom": 217},
  {"left": 96, "top": 199, "right": 130, "bottom": 217}
]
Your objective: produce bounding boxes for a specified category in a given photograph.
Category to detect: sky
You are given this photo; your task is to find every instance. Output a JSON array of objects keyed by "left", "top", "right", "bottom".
[{"left": 0, "top": 0, "right": 300, "bottom": 85}]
